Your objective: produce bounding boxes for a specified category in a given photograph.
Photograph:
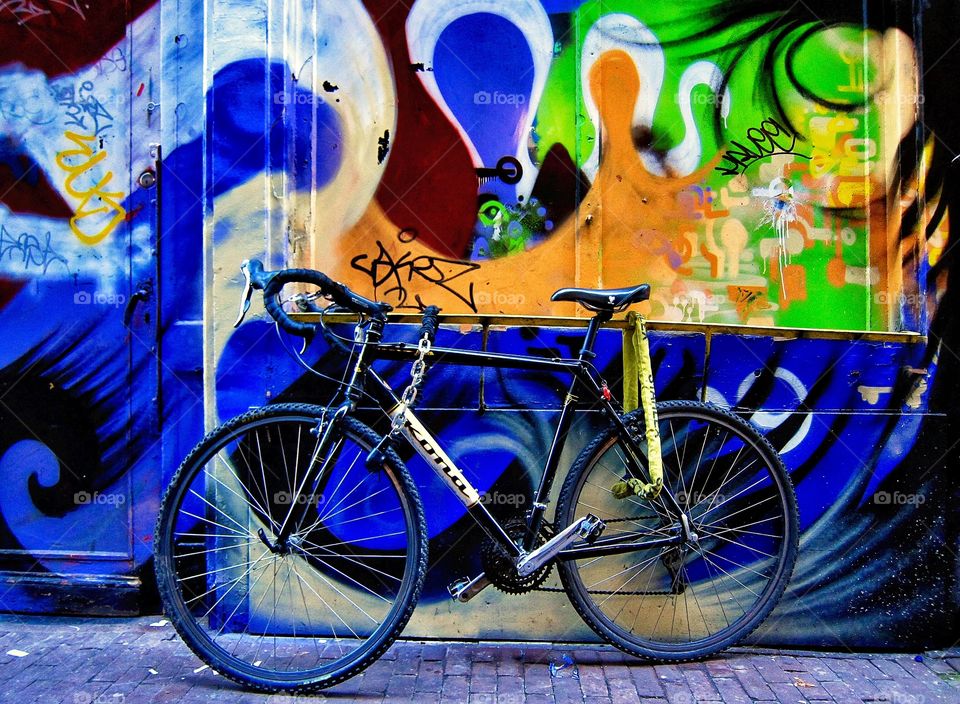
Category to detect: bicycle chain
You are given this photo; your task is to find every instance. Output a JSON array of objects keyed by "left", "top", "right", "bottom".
[{"left": 531, "top": 516, "right": 680, "bottom": 596}]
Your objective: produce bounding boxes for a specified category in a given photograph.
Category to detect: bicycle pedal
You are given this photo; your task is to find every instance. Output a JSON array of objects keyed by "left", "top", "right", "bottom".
[
  {"left": 578, "top": 515, "right": 605, "bottom": 543},
  {"left": 516, "top": 514, "right": 603, "bottom": 577},
  {"left": 447, "top": 573, "right": 491, "bottom": 603}
]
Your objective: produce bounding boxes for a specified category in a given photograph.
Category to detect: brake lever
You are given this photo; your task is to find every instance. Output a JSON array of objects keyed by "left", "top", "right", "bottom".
[{"left": 234, "top": 260, "right": 254, "bottom": 328}]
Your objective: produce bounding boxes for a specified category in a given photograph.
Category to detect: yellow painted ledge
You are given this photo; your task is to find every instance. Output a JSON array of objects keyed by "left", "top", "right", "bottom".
[{"left": 295, "top": 313, "right": 925, "bottom": 344}]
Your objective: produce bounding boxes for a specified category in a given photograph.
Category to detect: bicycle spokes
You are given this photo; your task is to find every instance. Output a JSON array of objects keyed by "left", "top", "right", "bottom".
[
  {"left": 161, "top": 413, "right": 422, "bottom": 680},
  {"left": 561, "top": 404, "right": 796, "bottom": 651}
]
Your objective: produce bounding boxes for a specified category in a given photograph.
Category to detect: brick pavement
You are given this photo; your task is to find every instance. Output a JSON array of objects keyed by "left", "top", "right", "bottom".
[{"left": 0, "top": 615, "right": 957, "bottom": 703}]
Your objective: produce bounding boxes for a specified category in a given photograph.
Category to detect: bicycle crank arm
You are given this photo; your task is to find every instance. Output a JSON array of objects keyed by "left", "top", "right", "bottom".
[
  {"left": 516, "top": 515, "right": 604, "bottom": 577},
  {"left": 447, "top": 572, "right": 492, "bottom": 603}
]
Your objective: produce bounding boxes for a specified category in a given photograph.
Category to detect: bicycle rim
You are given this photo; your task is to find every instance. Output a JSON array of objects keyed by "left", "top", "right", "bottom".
[
  {"left": 156, "top": 407, "right": 425, "bottom": 690},
  {"left": 559, "top": 402, "right": 798, "bottom": 659}
]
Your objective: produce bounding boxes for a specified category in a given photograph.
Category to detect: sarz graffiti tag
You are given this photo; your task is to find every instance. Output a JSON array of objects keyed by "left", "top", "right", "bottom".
[{"left": 351, "top": 240, "right": 480, "bottom": 311}]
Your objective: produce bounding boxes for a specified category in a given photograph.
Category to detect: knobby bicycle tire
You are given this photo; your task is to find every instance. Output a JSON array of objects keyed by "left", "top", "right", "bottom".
[
  {"left": 557, "top": 400, "right": 799, "bottom": 661},
  {"left": 154, "top": 403, "right": 429, "bottom": 693}
]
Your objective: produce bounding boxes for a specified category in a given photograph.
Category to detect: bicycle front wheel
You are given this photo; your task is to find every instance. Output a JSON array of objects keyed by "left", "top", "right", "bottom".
[
  {"left": 557, "top": 400, "right": 798, "bottom": 661},
  {"left": 155, "top": 404, "right": 428, "bottom": 692}
]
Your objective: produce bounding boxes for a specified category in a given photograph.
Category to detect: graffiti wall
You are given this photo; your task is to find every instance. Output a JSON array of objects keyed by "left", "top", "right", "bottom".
[
  {"left": 255, "top": 0, "right": 928, "bottom": 333},
  {"left": 202, "top": 0, "right": 960, "bottom": 649},
  {"left": 0, "top": 1, "right": 174, "bottom": 611},
  {"left": 1, "top": 0, "right": 958, "bottom": 650}
]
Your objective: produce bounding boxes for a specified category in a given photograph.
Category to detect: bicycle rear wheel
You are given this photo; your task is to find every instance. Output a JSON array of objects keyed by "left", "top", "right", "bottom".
[
  {"left": 155, "top": 404, "right": 428, "bottom": 692},
  {"left": 557, "top": 400, "right": 798, "bottom": 661}
]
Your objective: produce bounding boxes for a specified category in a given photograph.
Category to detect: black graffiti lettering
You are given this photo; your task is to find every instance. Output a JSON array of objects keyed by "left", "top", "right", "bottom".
[
  {"left": 0, "top": 225, "right": 68, "bottom": 274},
  {"left": 715, "top": 117, "right": 808, "bottom": 176},
  {"left": 351, "top": 240, "right": 480, "bottom": 312}
]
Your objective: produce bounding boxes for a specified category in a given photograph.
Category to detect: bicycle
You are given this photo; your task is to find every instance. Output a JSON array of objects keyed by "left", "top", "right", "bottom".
[{"left": 154, "top": 260, "right": 799, "bottom": 693}]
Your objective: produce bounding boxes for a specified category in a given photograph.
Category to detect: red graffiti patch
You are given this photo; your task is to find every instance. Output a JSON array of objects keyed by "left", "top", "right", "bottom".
[{"left": 0, "top": 0, "right": 157, "bottom": 76}]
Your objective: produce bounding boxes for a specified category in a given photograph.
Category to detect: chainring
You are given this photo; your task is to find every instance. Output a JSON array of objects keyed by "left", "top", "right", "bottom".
[{"left": 481, "top": 518, "right": 553, "bottom": 595}]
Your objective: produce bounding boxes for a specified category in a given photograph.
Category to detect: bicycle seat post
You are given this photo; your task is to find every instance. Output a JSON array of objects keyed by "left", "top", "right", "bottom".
[{"left": 578, "top": 310, "right": 611, "bottom": 362}]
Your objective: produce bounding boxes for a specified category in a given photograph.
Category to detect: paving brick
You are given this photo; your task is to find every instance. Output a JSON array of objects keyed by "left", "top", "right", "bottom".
[
  {"left": 579, "top": 666, "right": 610, "bottom": 697},
  {"left": 705, "top": 659, "right": 737, "bottom": 678},
  {"left": 443, "top": 644, "right": 472, "bottom": 676},
  {"left": 794, "top": 656, "right": 840, "bottom": 682},
  {"left": 630, "top": 665, "right": 665, "bottom": 697},
  {"left": 820, "top": 679, "right": 865, "bottom": 704},
  {"left": 734, "top": 663, "right": 776, "bottom": 700},
  {"left": 6, "top": 615, "right": 960, "bottom": 703},
  {"left": 662, "top": 678, "right": 697, "bottom": 704},
  {"left": 471, "top": 660, "right": 497, "bottom": 679},
  {"left": 441, "top": 674, "right": 469, "bottom": 701},
  {"left": 523, "top": 662, "right": 553, "bottom": 692},
  {"left": 519, "top": 695, "right": 552, "bottom": 704},
  {"left": 497, "top": 653, "right": 523, "bottom": 676},
  {"left": 751, "top": 656, "right": 796, "bottom": 684},
  {"left": 683, "top": 666, "right": 721, "bottom": 701},
  {"left": 713, "top": 676, "right": 753, "bottom": 704},
  {"left": 848, "top": 657, "right": 892, "bottom": 680},
  {"left": 498, "top": 675, "right": 524, "bottom": 694},
  {"left": 606, "top": 677, "right": 640, "bottom": 704},
  {"left": 420, "top": 643, "right": 446, "bottom": 661},
  {"left": 385, "top": 673, "right": 416, "bottom": 697},
  {"left": 469, "top": 674, "right": 497, "bottom": 693},
  {"left": 765, "top": 680, "right": 809, "bottom": 703}
]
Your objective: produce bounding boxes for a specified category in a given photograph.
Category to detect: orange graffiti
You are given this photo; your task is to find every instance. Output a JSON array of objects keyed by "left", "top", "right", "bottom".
[
  {"left": 55, "top": 131, "right": 127, "bottom": 245},
  {"left": 727, "top": 285, "right": 769, "bottom": 322}
]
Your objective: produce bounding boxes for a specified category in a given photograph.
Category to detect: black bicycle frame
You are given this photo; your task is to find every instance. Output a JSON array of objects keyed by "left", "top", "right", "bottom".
[{"left": 335, "top": 314, "right": 685, "bottom": 561}]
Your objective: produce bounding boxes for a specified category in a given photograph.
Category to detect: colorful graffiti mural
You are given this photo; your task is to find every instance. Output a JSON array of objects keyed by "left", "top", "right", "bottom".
[
  {"left": 206, "top": 0, "right": 959, "bottom": 649},
  {"left": 231, "top": 0, "right": 932, "bottom": 334},
  {"left": 1, "top": 0, "right": 959, "bottom": 650},
  {"left": 0, "top": 0, "right": 167, "bottom": 611}
]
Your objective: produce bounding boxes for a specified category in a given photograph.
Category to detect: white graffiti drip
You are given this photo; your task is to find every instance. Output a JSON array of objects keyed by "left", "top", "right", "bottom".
[{"left": 753, "top": 177, "right": 799, "bottom": 293}]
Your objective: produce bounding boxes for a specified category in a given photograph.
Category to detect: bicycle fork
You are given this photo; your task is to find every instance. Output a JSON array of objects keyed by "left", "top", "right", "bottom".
[{"left": 257, "top": 405, "right": 348, "bottom": 554}]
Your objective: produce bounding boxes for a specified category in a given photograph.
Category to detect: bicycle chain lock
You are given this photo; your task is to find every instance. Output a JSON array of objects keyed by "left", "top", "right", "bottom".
[
  {"left": 612, "top": 311, "right": 663, "bottom": 500},
  {"left": 365, "top": 331, "right": 433, "bottom": 471}
]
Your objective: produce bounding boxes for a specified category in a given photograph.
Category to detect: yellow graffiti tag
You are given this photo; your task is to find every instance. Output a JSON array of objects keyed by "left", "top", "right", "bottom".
[{"left": 56, "top": 131, "right": 126, "bottom": 245}]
